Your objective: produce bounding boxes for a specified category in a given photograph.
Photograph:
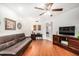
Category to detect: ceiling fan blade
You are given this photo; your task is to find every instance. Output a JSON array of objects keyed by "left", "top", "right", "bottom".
[
  {"left": 45, "top": 3, "right": 53, "bottom": 10},
  {"left": 50, "top": 14, "right": 53, "bottom": 17},
  {"left": 39, "top": 12, "right": 46, "bottom": 16},
  {"left": 45, "top": 3, "right": 53, "bottom": 7},
  {"left": 52, "top": 8, "right": 63, "bottom": 11},
  {"left": 34, "top": 7, "right": 44, "bottom": 10}
]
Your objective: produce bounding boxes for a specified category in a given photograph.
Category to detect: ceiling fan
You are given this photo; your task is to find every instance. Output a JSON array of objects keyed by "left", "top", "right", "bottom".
[{"left": 34, "top": 3, "right": 63, "bottom": 17}]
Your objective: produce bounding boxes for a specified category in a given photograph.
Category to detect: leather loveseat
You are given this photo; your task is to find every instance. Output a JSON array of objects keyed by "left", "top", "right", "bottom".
[{"left": 0, "top": 33, "right": 32, "bottom": 56}]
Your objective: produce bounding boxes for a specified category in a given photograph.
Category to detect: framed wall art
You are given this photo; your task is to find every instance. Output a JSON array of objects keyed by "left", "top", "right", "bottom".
[
  {"left": 5, "top": 18, "right": 16, "bottom": 30},
  {"left": 38, "top": 25, "right": 41, "bottom": 31},
  {"left": 33, "top": 25, "right": 36, "bottom": 31}
]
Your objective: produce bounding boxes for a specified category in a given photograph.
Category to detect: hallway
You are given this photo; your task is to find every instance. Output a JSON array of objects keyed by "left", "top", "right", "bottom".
[{"left": 23, "top": 40, "right": 77, "bottom": 56}]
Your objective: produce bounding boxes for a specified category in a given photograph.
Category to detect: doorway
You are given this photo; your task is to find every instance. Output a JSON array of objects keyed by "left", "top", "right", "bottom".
[{"left": 46, "top": 22, "right": 53, "bottom": 41}]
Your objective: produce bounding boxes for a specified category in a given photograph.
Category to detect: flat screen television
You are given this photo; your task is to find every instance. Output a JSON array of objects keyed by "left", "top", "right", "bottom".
[{"left": 59, "top": 26, "right": 75, "bottom": 36}]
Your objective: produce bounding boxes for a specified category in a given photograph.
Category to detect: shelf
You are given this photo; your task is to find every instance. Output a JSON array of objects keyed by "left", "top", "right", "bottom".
[
  {"left": 53, "top": 35, "right": 79, "bottom": 55},
  {"left": 61, "top": 41, "right": 68, "bottom": 46}
]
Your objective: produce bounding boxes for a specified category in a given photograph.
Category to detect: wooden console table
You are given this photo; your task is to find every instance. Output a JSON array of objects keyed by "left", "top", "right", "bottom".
[{"left": 53, "top": 35, "right": 79, "bottom": 55}]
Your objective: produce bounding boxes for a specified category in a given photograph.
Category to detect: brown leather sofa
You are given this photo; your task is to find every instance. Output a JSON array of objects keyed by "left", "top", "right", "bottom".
[{"left": 0, "top": 33, "right": 32, "bottom": 56}]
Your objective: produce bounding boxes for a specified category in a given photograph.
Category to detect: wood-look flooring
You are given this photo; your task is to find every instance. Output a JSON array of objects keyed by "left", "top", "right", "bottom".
[{"left": 23, "top": 40, "right": 78, "bottom": 56}]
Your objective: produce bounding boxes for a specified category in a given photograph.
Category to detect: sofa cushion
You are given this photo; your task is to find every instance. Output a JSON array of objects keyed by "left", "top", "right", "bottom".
[
  {"left": 0, "top": 39, "right": 17, "bottom": 51},
  {"left": 0, "top": 33, "right": 25, "bottom": 45},
  {"left": 17, "top": 37, "right": 26, "bottom": 42},
  {"left": 0, "top": 36, "right": 26, "bottom": 51},
  {"left": 6, "top": 39, "right": 17, "bottom": 47},
  {"left": 15, "top": 33, "right": 25, "bottom": 39},
  {"left": 0, "top": 36, "right": 13, "bottom": 45},
  {"left": 0, "top": 43, "right": 8, "bottom": 51},
  {"left": 0, "top": 38, "right": 32, "bottom": 55}
]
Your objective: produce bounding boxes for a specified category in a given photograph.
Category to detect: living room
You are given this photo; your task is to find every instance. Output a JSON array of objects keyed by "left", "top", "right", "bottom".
[{"left": 0, "top": 3, "right": 79, "bottom": 56}]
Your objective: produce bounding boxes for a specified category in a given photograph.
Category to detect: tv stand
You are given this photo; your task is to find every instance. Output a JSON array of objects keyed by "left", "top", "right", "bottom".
[{"left": 53, "top": 35, "right": 79, "bottom": 55}]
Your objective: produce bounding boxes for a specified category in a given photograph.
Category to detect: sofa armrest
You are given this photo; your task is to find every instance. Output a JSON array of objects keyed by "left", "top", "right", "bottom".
[{"left": 25, "top": 36, "right": 31, "bottom": 38}]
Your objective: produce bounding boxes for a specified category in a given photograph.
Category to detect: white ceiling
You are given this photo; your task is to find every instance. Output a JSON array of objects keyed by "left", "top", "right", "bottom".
[{"left": 1, "top": 3, "right": 79, "bottom": 19}]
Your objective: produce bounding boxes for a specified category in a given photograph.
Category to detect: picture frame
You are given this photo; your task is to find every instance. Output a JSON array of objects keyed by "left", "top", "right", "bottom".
[
  {"left": 38, "top": 25, "right": 41, "bottom": 31},
  {"left": 5, "top": 18, "right": 16, "bottom": 30},
  {"left": 33, "top": 25, "right": 36, "bottom": 31}
]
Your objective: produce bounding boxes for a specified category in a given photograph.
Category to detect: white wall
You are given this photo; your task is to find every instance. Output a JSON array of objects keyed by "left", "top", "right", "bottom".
[
  {"left": 22, "top": 17, "right": 45, "bottom": 37},
  {"left": 0, "top": 3, "right": 78, "bottom": 41},
  {"left": 22, "top": 17, "right": 34, "bottom": 36},
  {"left": 53, "top": 7, "right": 79, "bottom": 37},
  {"left": 21, "top": 14, "right": 54, "bottom": 41},
  {"left": 40, "top": 16, "right": 53, "bottom": 41},
  {"left": 0, "top": 5, "right": 23, "bottom": 36}
]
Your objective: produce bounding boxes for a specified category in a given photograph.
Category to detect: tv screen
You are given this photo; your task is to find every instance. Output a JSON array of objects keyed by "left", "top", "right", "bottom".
[{"left": 59, "top": 26, "right": 75, "bottom": 36}]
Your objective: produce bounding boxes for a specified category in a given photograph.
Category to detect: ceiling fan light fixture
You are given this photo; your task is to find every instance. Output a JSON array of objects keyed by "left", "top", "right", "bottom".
[
  {"left": 34, "top": 3, "right": 63, "bottom": 17},
  {"left": 50, "top": 14, "right": 53, "bottom": 17},
  {"left": 46, "top": 11, "right": 51, "bottom": 16}
]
